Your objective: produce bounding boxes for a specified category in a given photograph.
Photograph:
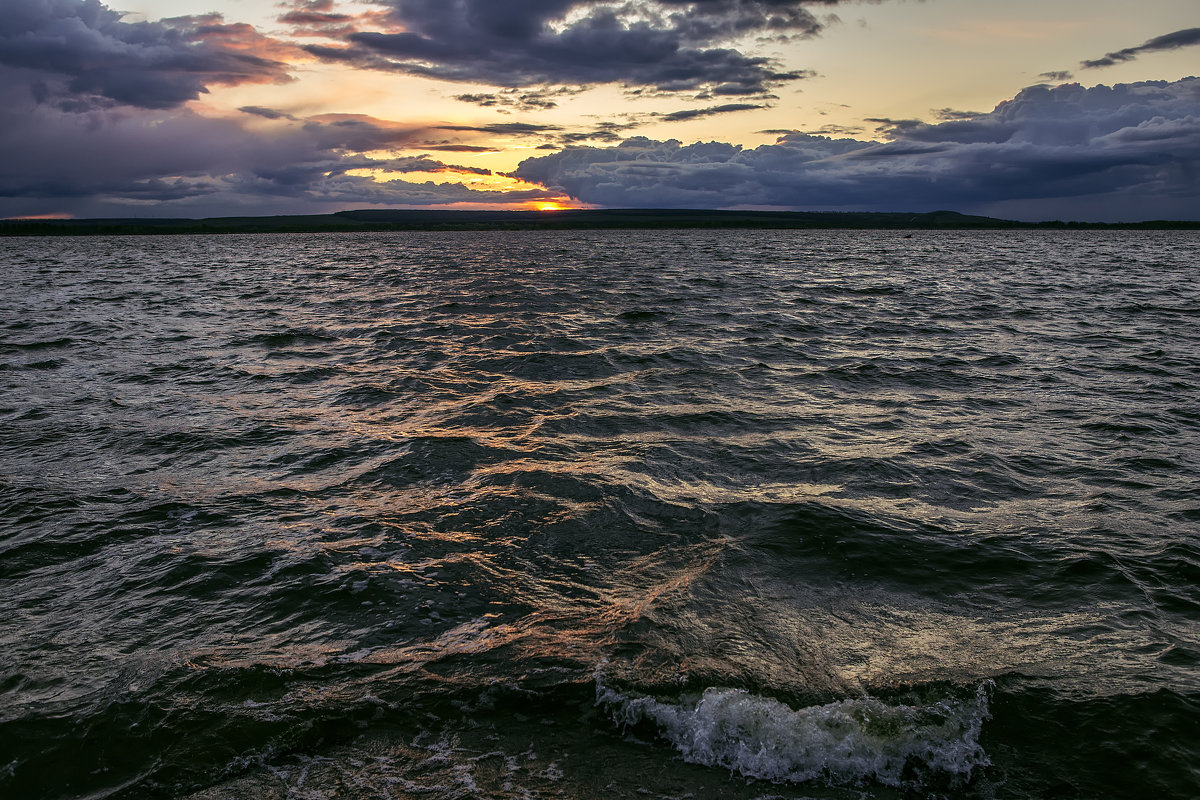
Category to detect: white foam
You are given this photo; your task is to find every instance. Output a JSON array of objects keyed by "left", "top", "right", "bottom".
[{"left": 597, "top": 680, "right": 992, "bottom": 788}]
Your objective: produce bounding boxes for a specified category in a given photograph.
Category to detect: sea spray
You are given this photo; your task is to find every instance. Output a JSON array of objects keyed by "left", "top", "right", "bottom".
[{"left": 597, "top": 678, "right": 993, "bottom": 788}]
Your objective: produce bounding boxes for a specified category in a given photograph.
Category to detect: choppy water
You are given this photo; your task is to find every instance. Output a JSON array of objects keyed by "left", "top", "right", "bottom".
[{"left": 1, "top": 230, "right": 1198, "bottom": 799}]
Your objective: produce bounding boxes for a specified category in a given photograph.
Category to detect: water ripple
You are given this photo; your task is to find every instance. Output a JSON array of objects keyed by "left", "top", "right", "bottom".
[{"left": 1, "top": 230, "right": 1197, "bottom": 799}]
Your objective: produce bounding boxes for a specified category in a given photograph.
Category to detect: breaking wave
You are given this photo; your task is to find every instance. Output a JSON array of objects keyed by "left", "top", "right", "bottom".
[{"left": 598, "top": 679, "right": 993, "bottom": 788}]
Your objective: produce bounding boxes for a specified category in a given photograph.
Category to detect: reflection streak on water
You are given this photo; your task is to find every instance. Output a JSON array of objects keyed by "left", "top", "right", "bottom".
[{"left": 0, "top": 230, "right": 1197, "bottom": 798}]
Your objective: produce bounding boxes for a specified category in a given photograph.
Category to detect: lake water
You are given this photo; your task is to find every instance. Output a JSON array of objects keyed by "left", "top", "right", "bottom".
[{"left": 1, "top": 230, "right": 1197, "bottom": 799}]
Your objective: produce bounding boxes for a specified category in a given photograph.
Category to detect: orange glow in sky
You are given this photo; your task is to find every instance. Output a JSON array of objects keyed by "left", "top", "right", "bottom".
[
  {"left": 4, "top": 213, "right": 75, "bottom": 220},
  {"left": 7, "top": 0, "right": 1199, "bottom": 220}
]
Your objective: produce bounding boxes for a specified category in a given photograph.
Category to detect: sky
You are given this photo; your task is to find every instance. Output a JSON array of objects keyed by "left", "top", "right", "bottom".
[{"left": 2, "top": 0, "right": 1197, "bottom": 221}]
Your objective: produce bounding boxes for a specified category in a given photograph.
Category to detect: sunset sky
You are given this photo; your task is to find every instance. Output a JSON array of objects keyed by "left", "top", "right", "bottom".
[{"left": 3, "top": 0, "right": 1197, "bottom": 220}]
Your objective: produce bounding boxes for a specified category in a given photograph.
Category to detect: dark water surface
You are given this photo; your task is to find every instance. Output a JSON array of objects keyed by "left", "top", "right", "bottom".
[{"left": 1, "top": 230, "right": 1197, "bottom": 799}]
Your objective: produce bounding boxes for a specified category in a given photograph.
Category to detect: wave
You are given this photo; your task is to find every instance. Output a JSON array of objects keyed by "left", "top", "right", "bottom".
[{"left": 597, "top": 676, "right": 992, "bottom": 789}]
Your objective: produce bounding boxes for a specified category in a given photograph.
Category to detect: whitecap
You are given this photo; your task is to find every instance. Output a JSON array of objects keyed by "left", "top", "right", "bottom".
[{"left": 597, "top": 679, "right": 992, "bottom": 788}]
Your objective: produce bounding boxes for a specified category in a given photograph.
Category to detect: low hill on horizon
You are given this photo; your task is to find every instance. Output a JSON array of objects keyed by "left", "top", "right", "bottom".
[{"left": 3, "top": 208, "right": 1198, "bottom": 235}]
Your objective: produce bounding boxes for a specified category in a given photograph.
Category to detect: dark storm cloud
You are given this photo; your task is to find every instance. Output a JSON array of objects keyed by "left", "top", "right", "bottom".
[
  {"left": 1038, "top": 71, "right": 1074, "bottom": 82},
  {"left": 0, "top": 79, "right": 550, "bottom": 218},
  {"left": 1081, "top": 27, "right": 1200, "bottom": 68},
  {"left": 0, "top": 0, "right": 295, "bottom": 109},
  {"left": 304, "top": 0, "right": 845, "bottom": 94},
  {"left": 512, "top": 78, "right": 1200, "bottom": 220}
]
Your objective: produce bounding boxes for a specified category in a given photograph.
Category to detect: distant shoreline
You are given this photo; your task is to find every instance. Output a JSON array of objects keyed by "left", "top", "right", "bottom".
[{"left": 3, "top": 208, "right": 1199, "bottom": 236}]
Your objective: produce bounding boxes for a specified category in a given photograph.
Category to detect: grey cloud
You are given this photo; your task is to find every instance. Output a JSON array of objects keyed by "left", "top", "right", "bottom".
[
  {"left": 456, "top": 93, "right": 505, "bottom": 107},
  {"left": 419, "top": 144, "right": 501, "bottom": 152},
  {"left": 512, "top": 78, "right": 1200, "bottom": 221},
  {"left": 278, "top": 0, "right": 354, "bottom": 27},
  {"left": 1082, "top": 27, "right": 1200, "bottom": 69},
  {"left": 322, "top": 155, "right": 494, "bottom": 176},
  {"left": 0, "top": 78, "right": 548, "bottom": 218},
  {"left": 864, "top": 117, "right": 927, "bottom": 138},
  {"left": 222, "top": 171, "right": 548, "bottom": 207},
  {"left": 659, "top": 102, "right": 767, "bottom": 121},
  {"left": 300, "top": 114, "right": 429, "bottom": 151},
  {"left": 454, "top": 86, "right": 582, "bottom": 111},
  {"left": 276, "top": 0, "right": 395, "bottom": 39},
  {"left": 378, "top": 157, "right": 493, "bottom": 175},
  {"left": 0, "top": 0, "right": 295, "bottom": 109},
  {"left": 801, "top": 123, "right": 864, "bottom": 136},
  {"left": 932, "top": 108, "right": 984, "bottom": 121},
  {"left": 240, "top": 106, "right": 298, "bottom": 120},
  {"left": 541, "top": 119, "right": 646, "bottom": 147},
  {"left": 306, "top": 0, "right": 843, "bottom": 94},
  {"left": 436, "top": 122, "right": 563, "bottom": 135},
  {"left": 1038, "top": 71, "right": 1074, "bottom": 82},
  {"left": 455, "top": 92, "right": 558, "bottom": 112}
]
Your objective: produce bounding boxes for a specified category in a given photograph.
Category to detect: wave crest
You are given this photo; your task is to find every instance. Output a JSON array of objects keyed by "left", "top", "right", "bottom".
[{"left": 597, "top": 680, "right": 992, "bottom": 788}]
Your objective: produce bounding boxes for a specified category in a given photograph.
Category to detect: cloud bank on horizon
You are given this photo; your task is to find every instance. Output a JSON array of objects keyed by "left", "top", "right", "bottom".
[
  {"left": 1, "top": 0, "right": 1198, "bottom": 221},
  {"left": 513, "top": 78, "right": 1200, "bottom": 221}
]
